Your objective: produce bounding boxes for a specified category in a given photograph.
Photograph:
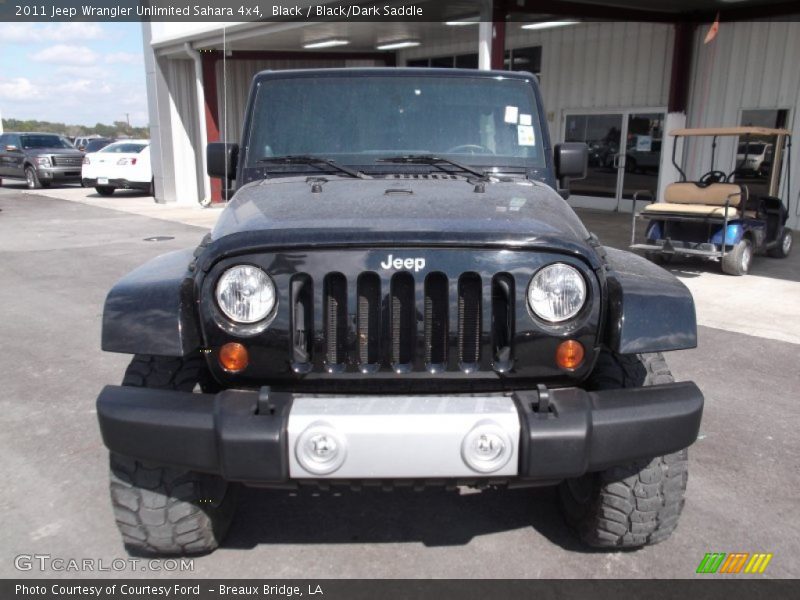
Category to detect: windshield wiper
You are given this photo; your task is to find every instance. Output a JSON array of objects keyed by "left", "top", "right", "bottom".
[
  {"left": 256, "top": 155, "right": 367, "bottom": 179},
  {"left": 375, "top": 154, "right": 489, "bottom": 181}
]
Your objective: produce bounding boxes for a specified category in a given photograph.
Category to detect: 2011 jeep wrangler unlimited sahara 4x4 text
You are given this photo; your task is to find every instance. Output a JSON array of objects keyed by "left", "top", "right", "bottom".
[{"left": 96, "top": 68, "right": 703, "bottom": 555}]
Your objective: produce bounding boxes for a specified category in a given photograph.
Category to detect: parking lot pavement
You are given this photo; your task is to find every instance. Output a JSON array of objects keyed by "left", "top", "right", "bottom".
[
  {"left": 1, "top": 188, "right": 799, "bottom": 579},
  {"left": 1, "top": 180, "right": 222, "bottom": 229}
]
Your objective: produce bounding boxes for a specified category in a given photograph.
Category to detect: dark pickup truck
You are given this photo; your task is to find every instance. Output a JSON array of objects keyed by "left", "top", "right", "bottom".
[
  {"left": 95, "top": 68, "right": 703, "bottom": 555},
  {"left": 0, "top": 132, "right": 83, "bottom": 189}
]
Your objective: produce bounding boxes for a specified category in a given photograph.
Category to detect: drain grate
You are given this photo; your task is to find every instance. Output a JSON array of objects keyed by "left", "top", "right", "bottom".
[{"left": 143, "top": 236, "right": 174, "bottom": 242}]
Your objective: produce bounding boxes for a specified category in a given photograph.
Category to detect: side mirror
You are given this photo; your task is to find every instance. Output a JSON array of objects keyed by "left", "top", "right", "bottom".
[
  {"left": 554, "top": 142, "right": 588, "bottom": 195},
  {"left": 5, "top": 145, "right": 19, "bottom": 152},
  {"left": 207, "top": 142, "right": 239, "bottom": 179}
]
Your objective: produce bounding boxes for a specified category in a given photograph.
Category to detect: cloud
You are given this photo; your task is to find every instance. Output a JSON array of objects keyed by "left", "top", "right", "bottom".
[
  {"left": 30, "top": 44, "right": 98, "bottom": 66},
  {"left": 0, "top": 77, "right": 42, "bottom": 100},
  {"left": 57, "top": 79, "right": 113, "bottom": 95},
  {"left": 105, "top": 52, "right": 142, "bottom": 65},
  {"left": 57, "top": 65, "right": 112, "bottom": 79},
  {"left": 0, "top": 23, "right": 106, "bottom": 43}
]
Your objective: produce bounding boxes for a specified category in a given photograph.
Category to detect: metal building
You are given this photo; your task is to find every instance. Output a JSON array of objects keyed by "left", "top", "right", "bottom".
[{"left": 142, "top": 1, "right": 800, "bottom": 230}]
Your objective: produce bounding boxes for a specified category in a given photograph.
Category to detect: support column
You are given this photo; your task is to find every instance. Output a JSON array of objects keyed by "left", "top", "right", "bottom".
[
  {"left": 479, "top": 0, "right": 506, "bottom": 71},
  {"left": 201, "top": 53, "right": 222, "bottom": 203},
  {"left": 491, "top": 2, "right": 506, "bottom": 70},
  {"left": 478, "top": 20, "right": 492, "bottom": 70},
  {"left": 658, "top": 22, "right": 695, "bottom": 203}
]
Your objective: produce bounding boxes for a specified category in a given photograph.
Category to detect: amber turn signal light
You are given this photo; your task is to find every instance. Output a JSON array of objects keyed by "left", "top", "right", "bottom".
[
  {"left": 555, "top": 340, "right": 584, "bottom": 370},
  {"left": 219, "top": 342, "right": 249, "bottom": 372}
]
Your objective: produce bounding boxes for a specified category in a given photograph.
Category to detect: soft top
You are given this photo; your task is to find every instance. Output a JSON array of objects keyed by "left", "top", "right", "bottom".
[{"left": 670, "top": 126, "right": 791, "bottom": 137}]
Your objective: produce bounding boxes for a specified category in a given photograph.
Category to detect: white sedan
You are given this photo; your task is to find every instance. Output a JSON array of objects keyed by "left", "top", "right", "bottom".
[{"left": 82, "top": 139, "right": 152, "bottom": 196}]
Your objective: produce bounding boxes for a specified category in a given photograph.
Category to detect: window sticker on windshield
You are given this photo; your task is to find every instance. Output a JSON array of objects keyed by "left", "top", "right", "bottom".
[
  {"left": 504, "top": 105, "right": 519, "bottom": 124},
  {"left": 519, "top": 113, "right": 532, "bottom": 126},
  {"left": 517, "top": 125, "right": 536, "bottom": 146}
]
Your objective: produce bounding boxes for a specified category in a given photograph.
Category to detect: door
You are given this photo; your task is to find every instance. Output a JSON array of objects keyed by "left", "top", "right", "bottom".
[
  {"left": 0, "top": 134, "right": 24, "bottom": 178},
  {"left": 0, "top": 134, "right": 8, "bottom": 176},
  {"left": 563, "top": 110, "right": 665, "bottom": 211}
]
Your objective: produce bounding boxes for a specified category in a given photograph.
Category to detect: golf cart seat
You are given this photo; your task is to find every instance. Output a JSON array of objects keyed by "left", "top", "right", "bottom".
[{"left": 643, "top": 182, "right": 749, "bottom": 218}]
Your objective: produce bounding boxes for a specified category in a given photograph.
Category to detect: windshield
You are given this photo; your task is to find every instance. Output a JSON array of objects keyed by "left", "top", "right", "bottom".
[
  {"left": 100, "top": 143, "right": 148, "bottom": 154},
  {"left": 246, "top": 75, "right": 545, "bottom": 170},
  {"left": 21, "top": 135, "right": 72, "bottom": 149},
  {"left": 737, "top": 143, "right": 767, "bottom": 155},
  {"left": 85, "top": 139, "right": 113, "bottom": 152}
]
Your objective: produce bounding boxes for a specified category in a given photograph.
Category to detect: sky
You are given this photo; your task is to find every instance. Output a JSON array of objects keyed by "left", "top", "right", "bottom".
[{"left": 0, "top": 22, "right": 148, "bottom": 127}]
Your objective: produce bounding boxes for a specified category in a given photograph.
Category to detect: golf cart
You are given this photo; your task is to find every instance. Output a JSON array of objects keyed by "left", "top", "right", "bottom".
[{"left": 630, "top": 126, "right": 793, "bottom": 275}]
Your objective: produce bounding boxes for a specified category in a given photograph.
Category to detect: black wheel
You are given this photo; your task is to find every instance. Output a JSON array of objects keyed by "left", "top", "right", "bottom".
[
  {"left": 95, "top": 186, "right": 115, "bottom": 196},
  {"left": 108, "top": 354, "right": 236, "bottom": 555},
  {"left": 25, "top": 166, "right": 42, "bottom": 189},
  {"left": 721, "top": 238, "right": 752, "bottom": 276},
  {"left": 558, "top": 352, "right": 690, "bottom": 549},
  {"left": 148, "top": 178, "right": 155, "bottom": 197},
  {"left": 768, "top": 228, "right": 792, "bottom": 258},
  {"left": 40, "top": 180, "right": 51, "bottom": 188}
]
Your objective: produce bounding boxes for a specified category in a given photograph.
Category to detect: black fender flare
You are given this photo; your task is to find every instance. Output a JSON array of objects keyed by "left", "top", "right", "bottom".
[
  {"left": 603, "top": 247, "right": 697, "bottom": 354},
  {"left": 102, "top": 248, "right": 200, "bottom": 356}
]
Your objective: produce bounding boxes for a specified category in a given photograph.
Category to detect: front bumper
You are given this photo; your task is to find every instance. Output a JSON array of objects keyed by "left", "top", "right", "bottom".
[
  {"left": 82, "top": 177, "right": 150, "bottom": 191},
  {"left": 38, "top": 166, "right": 81, "bottom": 182},
  {"left": 96, "top": 383, "right": 703, "bottom": 484}
]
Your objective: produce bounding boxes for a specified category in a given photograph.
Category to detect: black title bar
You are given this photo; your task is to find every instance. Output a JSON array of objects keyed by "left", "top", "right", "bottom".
[{"left": 2, "top": 1, "right": 798, "bottom": 23}]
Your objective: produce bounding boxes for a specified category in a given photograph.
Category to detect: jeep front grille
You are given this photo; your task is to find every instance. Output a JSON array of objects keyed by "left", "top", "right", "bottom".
[{"left": 290, "top": 271, "right": 515, "bottom": 374}]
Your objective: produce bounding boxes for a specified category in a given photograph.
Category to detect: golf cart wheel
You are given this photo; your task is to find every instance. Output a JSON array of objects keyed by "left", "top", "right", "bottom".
[
  {"left": 25, "top": 166, "right": 42, "bottom": 189},
  {"left": 768, "top": 228, "right": 792, "bottom": 258},
  {"left": 108, "top": 354, "right": 237, "bottom": 556},
  {"left": 721, "top": 238, "right": 753, "bottom": 276},
  {"left": 558, "top": 352, "right": 689, "bottom": 549},
  {"left": 95, "top": 186, "right": 115, "bottom": 196}
]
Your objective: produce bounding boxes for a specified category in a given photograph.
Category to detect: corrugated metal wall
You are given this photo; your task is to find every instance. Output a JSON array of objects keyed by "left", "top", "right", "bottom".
[
  {"left": 684, "top": 20, "right": 800, "bottom": 228},
  {"left": 215, "top": 57, "right": 383, "bottom": 144},
  {"left": 400, "top": 22, "right": 674, "bottom": 141}
]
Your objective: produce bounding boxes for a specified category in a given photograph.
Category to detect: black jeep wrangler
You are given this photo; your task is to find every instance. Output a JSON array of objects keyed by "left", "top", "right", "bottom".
[{"left": 96, "top": 68, "right": 703, "bottom": 555}]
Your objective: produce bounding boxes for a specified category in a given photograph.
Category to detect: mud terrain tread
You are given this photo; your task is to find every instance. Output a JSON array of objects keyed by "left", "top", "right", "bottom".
[
  {"left": 109, "top": 455, "right": 234, "bottom": 555},
  {"left": 109, "top": 353, "right": 234, "bottom": 555},
  {"left": 559, "top": 353, "right": 690, "bottom": 548}
]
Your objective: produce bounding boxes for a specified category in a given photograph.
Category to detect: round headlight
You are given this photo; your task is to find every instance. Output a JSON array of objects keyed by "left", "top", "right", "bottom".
[
  {"left": 528, "top": 263, "right": 586, "bottom": 322},
  {"left": 215, "top": 265, "right": 276, "bottom": 324}
]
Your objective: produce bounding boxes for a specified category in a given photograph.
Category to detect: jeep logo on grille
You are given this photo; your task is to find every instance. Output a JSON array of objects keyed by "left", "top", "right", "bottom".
[{"left": 380, "top": 254, "right": 426, "bottom": 272}]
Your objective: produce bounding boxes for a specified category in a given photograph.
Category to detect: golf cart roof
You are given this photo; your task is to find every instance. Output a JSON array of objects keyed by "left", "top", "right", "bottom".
[{"left": 670, "top": 126, "right": 791, "bottom": 137}]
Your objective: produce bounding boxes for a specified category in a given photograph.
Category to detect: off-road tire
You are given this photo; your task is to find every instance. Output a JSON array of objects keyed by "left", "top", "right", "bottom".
[
  {"left": 558, "top": 352, "right": 690, "bottom": 549},
  {"left": 25, "top": 166, "right": 42, "bottom": 189},
  {"left": 721, "top": 238, "right": 752, "bottom": 276},
  {"left": 109, "top": 354, "right": 235, "bottom": 555},
  {"left": 768, "top": 228, "right": 792, "bottom": 258},
  {"left": 95, "top": 186, "right": 115, "bottom": 196}
]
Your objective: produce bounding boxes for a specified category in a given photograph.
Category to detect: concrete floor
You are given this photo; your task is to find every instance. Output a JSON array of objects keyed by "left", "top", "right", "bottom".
[{"left": 0, "top": 185, "right": 798, "bottom": 579}]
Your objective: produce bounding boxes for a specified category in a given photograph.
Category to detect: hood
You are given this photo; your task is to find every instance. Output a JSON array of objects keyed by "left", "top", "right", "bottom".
[
  {"left": 26, "top": 147, "right": 82, "bottom": 156},
  {"left": 210, "top": 176, "right": 597, "bottom": 263}
]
